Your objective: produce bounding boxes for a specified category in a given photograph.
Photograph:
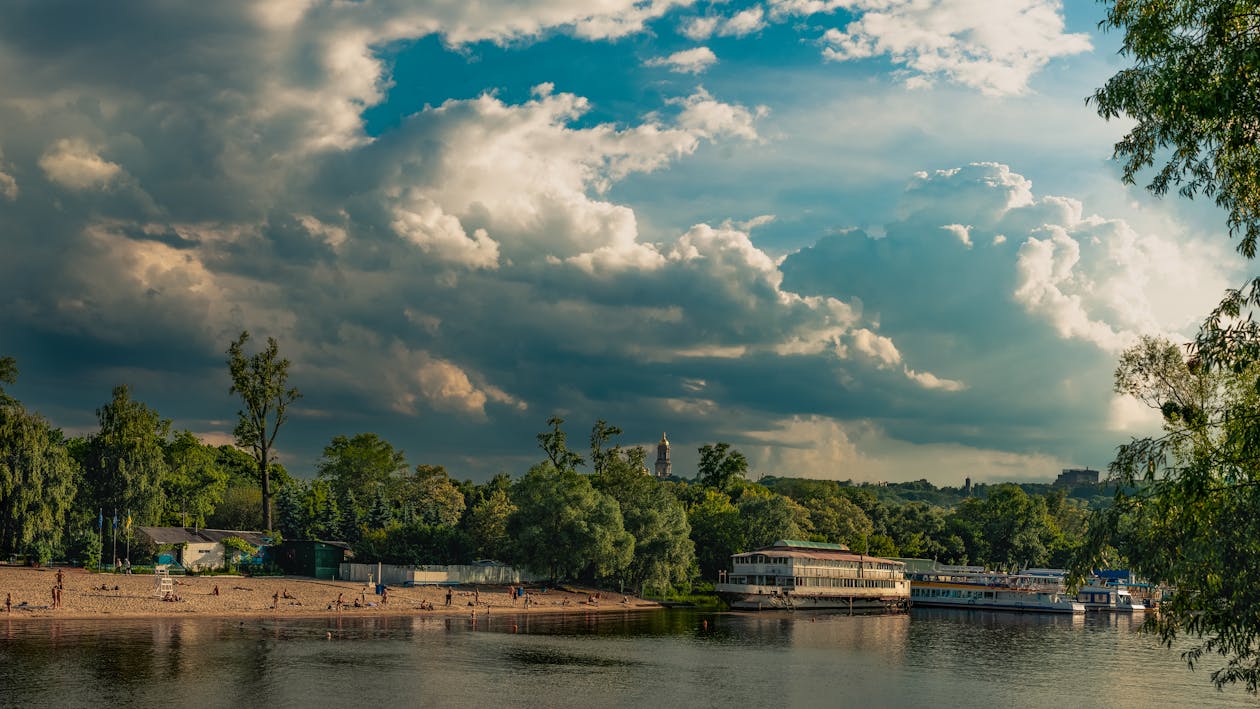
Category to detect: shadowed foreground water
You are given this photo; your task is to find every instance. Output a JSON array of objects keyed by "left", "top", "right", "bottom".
[{"left": 0, "top": 609, "right": 1252, "bottom": 708}]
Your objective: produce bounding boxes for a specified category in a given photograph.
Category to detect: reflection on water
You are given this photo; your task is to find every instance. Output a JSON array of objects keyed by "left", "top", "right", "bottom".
[{"left": 0, "top": 609, "right": 1251, "bottom": 708}]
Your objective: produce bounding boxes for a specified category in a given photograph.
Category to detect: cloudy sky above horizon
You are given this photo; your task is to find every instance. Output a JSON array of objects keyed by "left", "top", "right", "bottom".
[{"left": 0, "top": 0, "right": 1243, "bottom": 485}]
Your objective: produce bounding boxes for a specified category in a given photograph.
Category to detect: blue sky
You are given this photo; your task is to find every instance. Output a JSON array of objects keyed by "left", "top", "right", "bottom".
[{"left": 0, "top": 0, "right": 1243, "bottom": 484}]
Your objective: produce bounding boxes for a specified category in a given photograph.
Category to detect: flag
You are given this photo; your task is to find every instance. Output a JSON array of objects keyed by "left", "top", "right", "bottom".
[
  {"left": 98, "top": 509, "right": 103, "bottom": 531},
  {"left": 113, "top": 511, "right": 118, "bottom": 530},
  {"left": 125, "top": 512, "right": 132, "bottom": 531}
]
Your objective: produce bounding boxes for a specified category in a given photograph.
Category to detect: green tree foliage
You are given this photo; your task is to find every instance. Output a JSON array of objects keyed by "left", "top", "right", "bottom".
[
  {"left": 275, "top": 482, "right": 306, "bottom": 540},
  {"left": 588, "top": 419, "right": 624, "bottom": 476},
  {"left": 226, "top": 331, "right": 300, "bottom": 532},
  {"left": 1078, "top": 335, "right": 1260, "bottom": 690},
  {"left": 161, "top": 431, "right": 228, "bottom": 527},
  {"left": 316, "top": 433, "right": 408, "bottom": 518},
  {"left": 398, "top": 464, "right": 466, "bottom": 528},
  {"left": 0, "top": 356, "right": 16, "bottom": 403},
  {"left": 221, "top": 535, "right": 258, "bottom": 572},
  {"left": 737, "top": 491, "right": 808, "bottom": 550},
  {"left": 696, "top": 442, "right": 748, "bottom": 489},
  {"left": 507, "top": 463, "right": 632, "bottom": 581},
  {"left": 205, "top": 484, "right": 264, "bottom": 530},
  {"left": 951, "top": 484, "right": 1050, "bottom": 569},
  {"left": 337, "top": 490, "right": 362, "bottom": 544},
  {"left": 594, "top": 454, "right": 695, "bottom": 592},
  {"left": 464, "top": 488, "right": 516, "bottom": 561},
  {"left": 0, "top": 382, "right": 76, "bottom": 559},
  {"left": 1093, "top": 0, "right": 1260, "bottom": 258},
  {"left": 357, "top": 522, "right": 469, "bottom": 565},
  {"left": 81, "top": 385, "right": 170, "bottom": 527},
  {"left": 537, "top": 415, "right": 584, "bottom": 472},
  {"left": 686, "top": 488, "right": 743, "bottom": 579}
]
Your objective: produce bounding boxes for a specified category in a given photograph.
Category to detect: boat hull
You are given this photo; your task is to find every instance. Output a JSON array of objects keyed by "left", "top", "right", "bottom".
[
  {"left": 910, "top": 597, "right": 1084, "bottom": 614},
  {"left": 717, "top": 589, "right": 909, "bottom": 612}
]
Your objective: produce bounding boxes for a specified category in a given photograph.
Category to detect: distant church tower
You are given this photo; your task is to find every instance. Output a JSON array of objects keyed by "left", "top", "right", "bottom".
[{"left": 654, "top": 433, "right": 672, "bottom": 478}]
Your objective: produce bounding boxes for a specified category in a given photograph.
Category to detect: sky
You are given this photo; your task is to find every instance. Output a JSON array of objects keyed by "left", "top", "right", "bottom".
[{"left": 0, "top": 0, "right": 1244, "bottom": 486}]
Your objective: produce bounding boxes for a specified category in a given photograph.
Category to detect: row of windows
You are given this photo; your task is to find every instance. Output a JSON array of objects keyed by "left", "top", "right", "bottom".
[
  {"left": 729, "top": 576, "right": 900, "bottom": 589},
  {"left": 734, "top": 559, "right": 901, "bottom": 572},
  {"left": 797, "top": 578, "right": 901, "bottom": 589}
]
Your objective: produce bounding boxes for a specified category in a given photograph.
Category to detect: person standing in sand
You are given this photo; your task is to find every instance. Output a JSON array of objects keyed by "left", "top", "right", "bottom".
[
  {"left": 56, "top": 569, "right": 64, "bottom": 589},
  {"left": 445, "top": 588, "right": 452, "bottom": 606},
  {"left": 5, "top": 592, "right": 11, "bottom": 613}
]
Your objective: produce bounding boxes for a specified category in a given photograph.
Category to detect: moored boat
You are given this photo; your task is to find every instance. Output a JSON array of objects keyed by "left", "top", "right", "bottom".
[
  {"left": 896, "top": 559, "right": 1085, "bottom": 614},
  {"left": 714, "top": 540, "right": 910, "bottom": 612}
]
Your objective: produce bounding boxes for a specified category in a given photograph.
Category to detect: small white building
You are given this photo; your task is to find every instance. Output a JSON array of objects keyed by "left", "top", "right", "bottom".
[{"left": 137, "top": 527, "right": 269, "bottom": 571}]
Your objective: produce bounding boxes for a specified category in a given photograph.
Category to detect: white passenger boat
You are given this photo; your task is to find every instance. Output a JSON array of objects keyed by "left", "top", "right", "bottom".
[
  {"left": 1076, "top": 583, "right": 1145, "bottom": 612},
  {"left": 714, "top": 540, "right": 910, "bottom": 612},
  {"left": 1012, "top": 567, "right": 1146, "bottom": 612},
  {"left": 897, "top": 560, "right": 1085, "bottom": 614}
]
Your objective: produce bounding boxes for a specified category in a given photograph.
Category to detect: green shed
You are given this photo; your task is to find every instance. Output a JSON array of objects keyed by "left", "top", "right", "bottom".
[{"left": 272, "top": 540, "right": 351, "bottom": 580}]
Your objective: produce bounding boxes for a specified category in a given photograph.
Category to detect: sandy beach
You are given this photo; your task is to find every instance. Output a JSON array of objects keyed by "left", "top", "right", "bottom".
[{"left": 0, "top": 565, "right": 656, "bottom": 620}]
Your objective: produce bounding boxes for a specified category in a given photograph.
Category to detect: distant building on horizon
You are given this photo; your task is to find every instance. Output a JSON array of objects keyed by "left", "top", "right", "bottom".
[
  {"left": 1055, "top": 468, "right": 1099, "bottom": 486},
  {"left": 654, "top": 433, "right": 671, "bottom": 478}
]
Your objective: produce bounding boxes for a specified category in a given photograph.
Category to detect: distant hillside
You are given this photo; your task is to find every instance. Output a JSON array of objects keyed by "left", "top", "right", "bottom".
[{"left": 759, "top": 476, "right": 1115, "bottom": 510}]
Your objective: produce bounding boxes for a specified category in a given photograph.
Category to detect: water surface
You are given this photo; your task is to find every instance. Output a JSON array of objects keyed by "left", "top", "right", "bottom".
[{"left": 0, "top": 609, "right": 1250, "bottom": 708}]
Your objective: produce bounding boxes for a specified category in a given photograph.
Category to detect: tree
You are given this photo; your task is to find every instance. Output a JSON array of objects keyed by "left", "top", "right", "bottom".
[
  {"left": 161, "top": 431, "right": 228, "bottom": 527},
  {"left": 507, "top": 463, "right": 632, "bottom": 581},
  {"left": 589, "top": 419, "right": 623, "bottom": 476},
  {"left": 738, "top": 492, "right": 808, "bottom": 550},
  {"left": 802, "top": 495, "right": 874, "bottom": 549},
  {"left": 81, "top": 385, "right": 170, "bottom": 528},
  {"left": 595, "top": 454, "right": 695, "bottom": 592},
  {"left": 397, "top": 464, "right": 466, "bottom": 529},
  {"left": 686, "top": 487, "right": 742, "bottom": 579},
  {"left": 1077, "top": 335, "right": 1260, "bottom": 690},
  {"left": 537, "top": 416, "right": 584, "bottom": 472},
  {"left": 464, "top": 488, "right": 516, "bottom": 561},
  {"left": 696, "top": 442, "right": 748, "bottom": 489},
  {"left": 951, "top": 485, "right": 1050, "bottom": 569},
  {"left": 316, "top": 433, "right": 408, "bottom": 518},
  {"left": 205, "top": 484, "right": 264, "bottom": 531},
  {"left": 0, "top": 378, "right": 76, "bottom": 560},
  {"left": 0, "top": 356, "right": 16, "bottom": 404},
  {"left": 1093, "top": 0, "right": 1260, "bottom": 258},
  {"left": 227, "top": 331, "right": 300, "bottom": 532}
]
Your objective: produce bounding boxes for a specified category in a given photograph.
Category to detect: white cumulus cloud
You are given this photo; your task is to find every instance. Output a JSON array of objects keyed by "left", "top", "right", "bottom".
[
  {"left": 790, "top": 0, "right": 1091, "bottom": 95},
  {"left": 646, "top": 46, "right": 718, "bottom": 74}
]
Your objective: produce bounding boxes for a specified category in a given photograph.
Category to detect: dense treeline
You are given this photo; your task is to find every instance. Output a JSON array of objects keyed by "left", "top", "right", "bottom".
[{"left": 0, "top": 350, "right": 1105, "bottom": 592}]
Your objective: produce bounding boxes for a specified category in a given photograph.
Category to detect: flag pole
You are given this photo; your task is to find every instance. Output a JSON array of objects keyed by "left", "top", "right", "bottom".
[
  {"left": 111, "top": 508, "right": 118, "bottom": 573},
  {"left": 125, "top": 509, "right": 131, "bottom": 569}
]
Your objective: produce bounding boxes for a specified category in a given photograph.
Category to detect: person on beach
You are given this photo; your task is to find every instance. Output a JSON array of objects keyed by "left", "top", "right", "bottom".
[
  {"left": 51, "top": 586, "right": 58, "bottom": 609},
  {"left": 445, "top": 588, "right": 452, "bottom": 606},
  {"left": 381, "top": 586, "right": 388, "bottom": 605},
  {"left": 5, "top": 592, "right": 11, "bottom": 613},
  {"left": 56, "top": 569, "right": 64, "bottom": 589},
  {"left": 213, "top": 585, "right": 220, "bottom": 596},
  {"left": 272, "top": 591, "right": 279, "bottom": 609}
]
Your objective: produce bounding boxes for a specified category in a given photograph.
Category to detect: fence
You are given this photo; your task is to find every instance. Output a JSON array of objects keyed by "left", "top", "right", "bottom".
[{"left": 338, "top": 562, "right": 543, "bottom": 586}]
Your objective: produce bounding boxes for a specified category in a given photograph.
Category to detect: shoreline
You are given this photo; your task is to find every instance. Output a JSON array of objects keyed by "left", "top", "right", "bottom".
[{"left": 0, "top": 565, "right": 660, "bottom": 622}]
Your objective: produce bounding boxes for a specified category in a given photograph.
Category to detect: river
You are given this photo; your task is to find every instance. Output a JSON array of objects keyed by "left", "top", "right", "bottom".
[{"left": 0, "top": 609, "right": 1252, "bottom": 707}]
